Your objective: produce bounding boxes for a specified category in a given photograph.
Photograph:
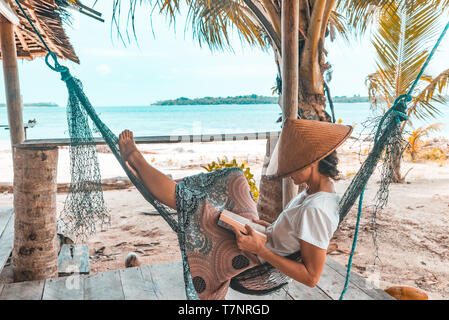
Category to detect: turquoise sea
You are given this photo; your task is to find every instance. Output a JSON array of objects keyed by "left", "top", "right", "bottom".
[{"left": 0, "top": 103, "right": 448, "bottom": 142}]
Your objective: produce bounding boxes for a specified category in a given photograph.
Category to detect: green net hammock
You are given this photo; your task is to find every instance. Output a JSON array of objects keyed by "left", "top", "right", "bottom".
[{"left": 14, "top": 0, "right": 449, "bottom": 300}]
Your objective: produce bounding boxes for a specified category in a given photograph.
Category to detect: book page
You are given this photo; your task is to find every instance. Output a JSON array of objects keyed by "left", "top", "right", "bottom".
[{"left": 218, "top": 209, "right": 267, "bottom": 238}]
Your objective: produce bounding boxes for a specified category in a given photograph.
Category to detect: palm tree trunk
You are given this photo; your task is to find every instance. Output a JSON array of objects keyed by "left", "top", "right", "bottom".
[
  {"left": 392, "top": 153, "right": 405, "bottom": 183},
  {"left": 13, "top": 146, "right": 59, "bottom": 282},
  {"left": 256, "top": 0, "right": 331, "bottom": 220}
]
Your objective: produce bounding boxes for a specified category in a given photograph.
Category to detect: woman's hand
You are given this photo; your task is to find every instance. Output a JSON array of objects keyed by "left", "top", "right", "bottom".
[{"left": 231, "top": 224, "right": 267, "bottom": 256}]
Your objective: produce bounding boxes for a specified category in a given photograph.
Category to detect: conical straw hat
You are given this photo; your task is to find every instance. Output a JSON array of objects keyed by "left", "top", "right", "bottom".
[{"left": 264, "top": 119, "right": 353, "bottom": 179}]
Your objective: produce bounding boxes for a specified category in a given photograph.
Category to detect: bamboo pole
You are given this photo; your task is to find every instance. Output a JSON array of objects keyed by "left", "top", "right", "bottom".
[
  {"left": 13, "top": 146, "right": 59, "bottom": 282},
  {"left": 281, "top": 0, "right": 299, "bottom": 207},
  {"left": 0, "top": 15, "right": 25, "bottom": 149},
  {"left": 0, "top": 0, "right": 19, "bottom": 25}
]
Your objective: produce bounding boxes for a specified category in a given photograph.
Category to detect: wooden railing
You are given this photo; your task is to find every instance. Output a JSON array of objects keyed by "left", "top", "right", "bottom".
[{"left": 17, "top": 131, "right": 281, "bottom": 148}]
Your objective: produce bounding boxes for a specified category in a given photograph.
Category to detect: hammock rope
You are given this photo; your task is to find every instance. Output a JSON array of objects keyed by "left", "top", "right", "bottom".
[
  {"left": 339, "top": 18, "right": 449, "bottom": 299},
  {"left": 15, "top": 0, "right": 449, "bottom": 300}
]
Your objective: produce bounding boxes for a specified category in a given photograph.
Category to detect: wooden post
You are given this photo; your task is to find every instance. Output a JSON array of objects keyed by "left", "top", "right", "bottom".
[
  {"left": 0, "top": 15, "right": 25, "bottom": 149},
  {"left": 13, "top": 146, "right": 59, "bottom": 282},
  {"left": 281, "top": 0, "right": 299, "bottom": 207}
]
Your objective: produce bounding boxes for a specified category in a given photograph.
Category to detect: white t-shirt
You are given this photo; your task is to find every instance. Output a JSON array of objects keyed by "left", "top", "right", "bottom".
[{"left": 264, "top": 191, "right": 340, "bottom": 256}]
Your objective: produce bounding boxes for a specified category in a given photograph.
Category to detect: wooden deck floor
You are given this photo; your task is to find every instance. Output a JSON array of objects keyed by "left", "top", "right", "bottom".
[
  {"left": 0, "top": 259, "right": 394, "bottom": 300},
  {"left": 0, "top": 208, "right": 13, "bottom": 275},
  {"left": 0, "top": 207, "right": 393, "bottom": 300}
]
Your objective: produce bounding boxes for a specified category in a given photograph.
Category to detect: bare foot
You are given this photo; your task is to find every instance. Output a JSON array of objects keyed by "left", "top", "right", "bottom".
[
  {"left": 118, "top": 130, "right": 139, "bottom": 162},
  {"left": 118, "top": 130, "right": 141, "bottom": 178}
]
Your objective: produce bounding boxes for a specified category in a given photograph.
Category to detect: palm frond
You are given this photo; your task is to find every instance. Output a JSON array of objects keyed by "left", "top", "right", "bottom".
[
  {"left": 328, "top": 10, "right": 350, "bottom": 42},
  {"left": 407, "top": 122, "right": 444, "bottom": 157},
  {"left": 416, "top": 68, "right": 449, "bottom": 102},
  {"left": 111, "top": 0, "right": 270, "bottom": 51},
  {"left": 368, "top": 1, "right": 449, "bottom": 125},
  {"left": 184, "top": 0, "right": 269, "bottom": 50},
  {"left": 371, "top": 2, "right": 442, "bottom": 100},
  {"left": 410, "top": 98, "right": 445, "bottom": 120},
  {"left": 415, "top": 122, "right": 444, "bottom": 138},
  {"left": 366, "top": 69, "right": 394, "bottom": 109},
  {"left": 335, "top": 0, "right": 395, "bottom": 37},
  {"left": 406, "top": 70, "right": 449, "bottom": 121}
]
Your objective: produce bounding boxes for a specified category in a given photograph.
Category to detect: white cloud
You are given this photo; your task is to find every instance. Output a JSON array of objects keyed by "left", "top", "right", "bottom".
[
  {"left": 96, "top": 64, "right": 112, "bottom": 75},
  {"left": 82, "top": 48, "right": 163, "bottom": 58},
  {"left": 191, "top": 64, "right": 276, "bottom": 78}
]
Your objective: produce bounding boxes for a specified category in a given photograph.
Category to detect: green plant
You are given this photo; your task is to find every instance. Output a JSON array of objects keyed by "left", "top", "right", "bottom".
[{"left": 406, "top": 123, "right": 444, "bottom": 161}]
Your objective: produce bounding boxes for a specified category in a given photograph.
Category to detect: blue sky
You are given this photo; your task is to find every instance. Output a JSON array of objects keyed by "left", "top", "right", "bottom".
[{"left": 1, "top": 1, "right": 448, "bottom": 107}]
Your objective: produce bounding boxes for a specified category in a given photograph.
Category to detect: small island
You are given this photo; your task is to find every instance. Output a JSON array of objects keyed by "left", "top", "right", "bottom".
[
  {"left": 332, "top": 95, "right": 370, "bottom": 103},
  {"left": 152, "top": 94, "right": 279, "bottom": 106},
  {"left": 0, "top": 102, "right": 59, "bottom": 107},
  {"left": 151, "top": 94, "right": 373, "bottom": 106}
]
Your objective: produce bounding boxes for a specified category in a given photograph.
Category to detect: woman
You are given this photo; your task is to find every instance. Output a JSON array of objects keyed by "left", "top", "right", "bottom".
[{"left": 118, "top": 118, "right": 352, "bottom": 289}]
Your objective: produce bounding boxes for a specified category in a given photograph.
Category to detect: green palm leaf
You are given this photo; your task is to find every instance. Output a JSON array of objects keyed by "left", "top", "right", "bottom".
[
  {"left": 367, "top": 1, "right": 448, "bottom": 122},
  {"left": 336, "top": 0, "right": 395, "bottom": 36},
  {"left": 410, "top": 68, "right": 449, "bottom": 120},
  {"left": 111, "top": 0, "right": 271, "bottom": 51}
]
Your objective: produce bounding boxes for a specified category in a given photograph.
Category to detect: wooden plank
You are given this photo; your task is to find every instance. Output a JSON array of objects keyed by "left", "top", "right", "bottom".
[
  {"left": 284, "top": 280, "right": 332, "bottom": 300},
  {"left": 225, "top": 286, "right": 292, "bottom": 300},
  {"left": 0, "top": 0, "right": 20, "bottom": 25},
  {"left": 73, "top": 245, "right": 89, "bottom": 274},
  {"left": 140, "top": 262, "right": 186, "bottom": 300},
  {"left": 0, "top": 280, "right": 45, "bottom": 300},
  {"left": 141, "top": 261, "right": 293, "bottom": 300},
  {"left": 57, "top": 244, "right": 71, "bottom": 273},
  {"left": 42, "top": 275, "right": 85, "bottom": 300},
  {"left": 19, "top": 131, "right": 280, "bottom": 148},
  {"left": 0, "top": 208, "right": 13, "bottom": 238},
  {"left": 325, "top": 257, "right": 394, "bottom": 300},
  {"left": 58, "top": 244, "right": 90, "bottom": 276},
  {"left": 0, "top": 211, "right": 14, "bottom": 273},
  {"left": 315, "top": 263, "right": 373, "bottom": 300},
  {"left": 119, "top": 267, "right": 158, "bottom": 300},
  {"left": 83, "top": 270, "right": 124, "bottom": 300},
  {"left": 14, "top": 28, "right": 29, "bottom": 51}
]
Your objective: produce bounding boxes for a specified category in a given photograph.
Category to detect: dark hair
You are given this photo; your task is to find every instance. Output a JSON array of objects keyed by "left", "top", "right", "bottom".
[{"left": 318, "top": 151, "right": 340, "bottom": 180}]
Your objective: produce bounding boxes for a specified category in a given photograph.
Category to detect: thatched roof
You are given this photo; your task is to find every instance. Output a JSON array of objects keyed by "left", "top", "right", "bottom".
[{"left": 0, "top": 0, "right": 79, "bottom": 63}]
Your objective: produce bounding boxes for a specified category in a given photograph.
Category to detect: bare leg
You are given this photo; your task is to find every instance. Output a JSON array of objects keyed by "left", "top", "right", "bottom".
[{"left": 118, "top": 130, "right": 177, "bottom": 209}]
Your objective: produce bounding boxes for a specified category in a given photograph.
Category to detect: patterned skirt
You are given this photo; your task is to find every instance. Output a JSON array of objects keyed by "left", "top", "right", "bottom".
[{"left": 175, "top": 167, "right": 262, "bottom": 299}]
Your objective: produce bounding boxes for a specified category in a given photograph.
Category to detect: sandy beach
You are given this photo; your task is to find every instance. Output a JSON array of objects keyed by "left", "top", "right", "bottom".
[{"left": 0, "top": 137, "right": 448, "bottom": 299}]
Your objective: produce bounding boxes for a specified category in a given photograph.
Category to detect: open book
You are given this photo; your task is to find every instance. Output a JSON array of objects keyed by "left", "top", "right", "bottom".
[{"left": 218, "top": 209, "right": 267, "bottom": 239}]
